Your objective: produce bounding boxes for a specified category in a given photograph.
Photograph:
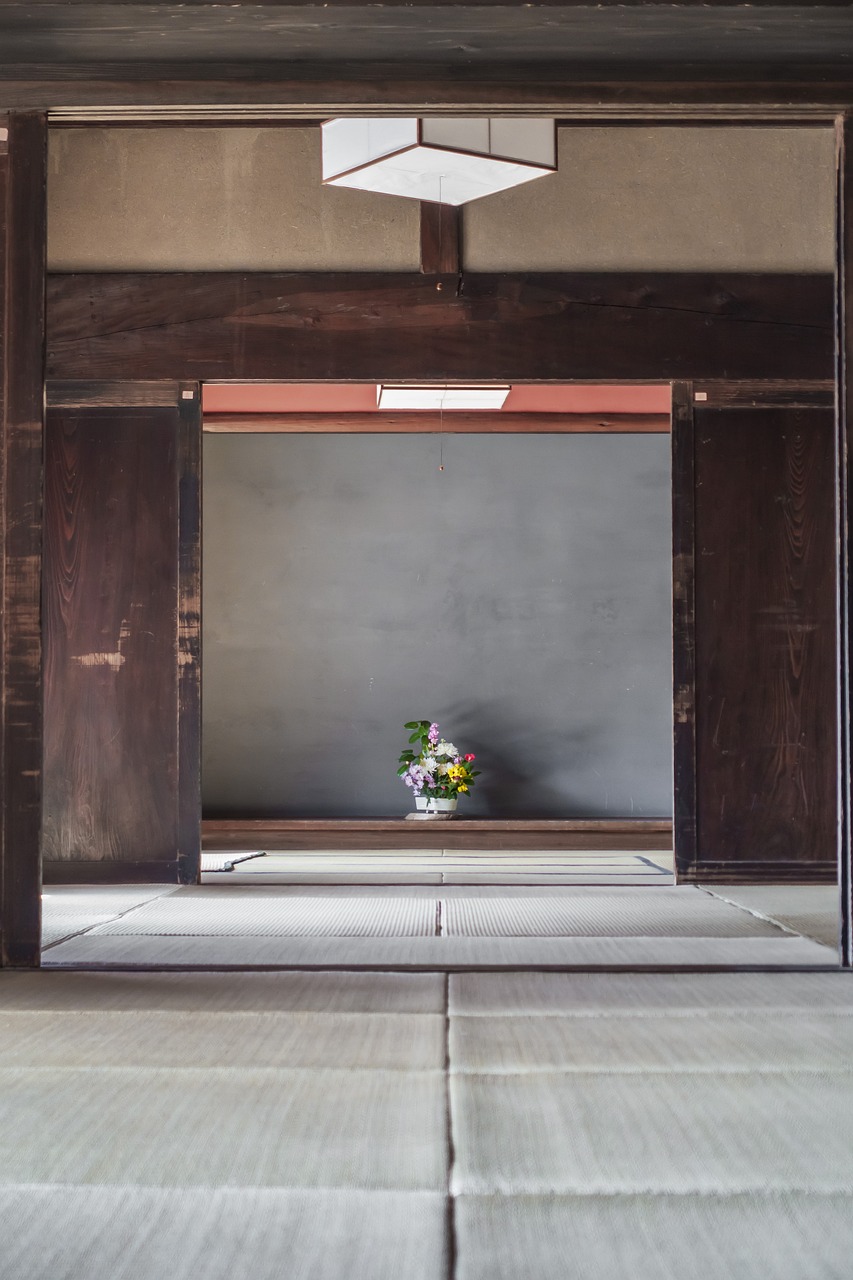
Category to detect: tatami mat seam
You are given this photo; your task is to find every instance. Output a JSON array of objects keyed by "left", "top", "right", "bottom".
[
  {"left": 40, "top": 886, "right": 182, "bottom": 952},
  {"left": 698, "top": 886, "right": 833, "bottom": 947}
]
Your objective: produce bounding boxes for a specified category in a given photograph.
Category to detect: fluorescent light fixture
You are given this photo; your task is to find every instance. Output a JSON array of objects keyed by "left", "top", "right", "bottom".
[
  {"left": 322, "top": 118, "right": 556, "bottom": 206},
  {"left": 377, "top": 385, "right": 511, "bottom": 410}
]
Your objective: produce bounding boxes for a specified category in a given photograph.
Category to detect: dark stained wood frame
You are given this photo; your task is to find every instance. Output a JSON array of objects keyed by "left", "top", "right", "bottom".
[
  {"left": 671, "top": 381, "right": 697, "bottom": 882},
  {"left": 837, "top": 116, "right": 853, "bottom": 968},
  {"left": 1, "top": 112, "right": 46, "bottom": 968},
  {"left": 420, "top": 203, "right": 461, "bottom": 277},
  {"left": 202, "top": 818, "right": 673, "bottom": 854},
  {"left": 177, "top": 386, "right": 203, "bottom": 885},
  {"left": 203, "top": 411, "right": 670, "bottom": 434},
  {"left": 45, "top": 271, "right": 835, "bottom": 384},
  {"left": 0, "top": 98, "right": 849, "bottom": 964}
]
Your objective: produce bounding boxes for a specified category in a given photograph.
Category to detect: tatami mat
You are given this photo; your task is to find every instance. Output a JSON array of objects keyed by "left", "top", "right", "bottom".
[
  {"left": 4, "top": 963, "right": 851, "bottom": 1280},
  {"left": 0, "top": 1009, "right": 445, "bottom": 1071},
  {"left": 455, "top": 1192, "right": 853, "bottom": 1280},
  {"left": 442, "top": 891, "right": 783, "bottom": 937},
  {"left": 450, "top": 1011, "right": 853, "bottom": 1073},
  {"left": 40, "top": 886, "right": 177, "bottom": 946},
  {"left": 88, "top": 895, "right": 437, "bottom": 937},
  {"left": 0, "top": 1186, "right": 447, "bottom": 1280},
  {"left": 0, "top": 970, "right": 445, "bottom": 1013},
  {"left": 41, "top": 932, "right": 835, "bottom": 968},
  {"left": 200, "top": 849, "right": 674, "bottom": 888},
  {"left": 451, "top": 1072, "right": 853, "bottom": 1194},
  {"left": 702, "top": 885, "right": 839, "bottom": 948},
  {"left": 1, "top": 1065, "right": 446, "bottom": 1189},
  {"left": 450, "top": 971, "right": 853, "bottom": 1016},
  {"left": 40, "top": 882, "right": 838, "bottom": 967}
]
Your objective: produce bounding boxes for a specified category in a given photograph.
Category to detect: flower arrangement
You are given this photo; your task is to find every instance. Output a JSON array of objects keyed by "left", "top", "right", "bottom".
[{"left": 397, "top": 720, "right": 480, "bottom": 802}]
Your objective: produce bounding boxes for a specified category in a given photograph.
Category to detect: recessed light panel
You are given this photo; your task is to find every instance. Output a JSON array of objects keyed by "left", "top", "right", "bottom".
[{"left": 377, "top": 385, "right": 511, "bottom": 410}]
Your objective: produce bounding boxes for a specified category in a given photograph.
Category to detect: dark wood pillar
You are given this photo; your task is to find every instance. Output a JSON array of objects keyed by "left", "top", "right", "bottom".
[
  {"left": 671, "top": 381, "right": 697, "bottom": 877},
  {"left": 0, "top": 112, "right": 47, "bottom": 967},
  {"left": 837, "top": 115, "right": 853, "bottom": 967},
  {"left": 43, "top": 382, "right": 202, "bottom": 885}
]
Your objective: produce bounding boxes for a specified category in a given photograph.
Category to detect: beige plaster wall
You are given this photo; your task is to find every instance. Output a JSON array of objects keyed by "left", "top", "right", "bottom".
[
  {"left": 464, "top": 126, "right": 836, "bottom": 272},
  {"left": 48, "top": 124, "right": 836, "bottom": 273},
  {"left": 48, "top": 127, "right": 421, "bottom": 271}
]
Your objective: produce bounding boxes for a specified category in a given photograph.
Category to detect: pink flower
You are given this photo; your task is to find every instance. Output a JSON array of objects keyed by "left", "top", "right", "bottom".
[{"left": 465, "top": 753, "right": 476, "bottom": 762}]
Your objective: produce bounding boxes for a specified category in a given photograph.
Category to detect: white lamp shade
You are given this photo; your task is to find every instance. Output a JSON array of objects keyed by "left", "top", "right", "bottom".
[
  {"left": 322, "top": 117, "right": 556, "bottom": 206},
  {"left": 377, "top": 385, "right": 511, "bottom": 410}
]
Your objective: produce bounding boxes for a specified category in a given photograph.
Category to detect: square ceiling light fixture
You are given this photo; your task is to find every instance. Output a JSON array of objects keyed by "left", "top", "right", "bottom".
[
  {"left": 377, "top": 385, "right": 511, "bottom": 410},
  {"left": 322, "top": 118, "right": 556, "bottom": 206}
]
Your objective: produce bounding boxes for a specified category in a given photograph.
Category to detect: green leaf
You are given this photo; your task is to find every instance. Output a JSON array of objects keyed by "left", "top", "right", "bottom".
[
  {"left": 403, "top": 721, "right": 420, "bottom": 730},
  {"left": 408, "top": 731, "right": 422, "bottom": 744},
  {"left": 396, "top": 764, "right": 409, "bottom": 776}
]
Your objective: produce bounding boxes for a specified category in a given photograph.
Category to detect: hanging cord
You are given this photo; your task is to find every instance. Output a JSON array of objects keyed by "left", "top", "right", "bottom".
[{"left": 438, "top": 174, "right": 446, "bottom": 472}]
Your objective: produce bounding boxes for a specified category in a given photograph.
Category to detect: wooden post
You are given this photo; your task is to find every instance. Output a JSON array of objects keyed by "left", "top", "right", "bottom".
[
  {"left": 671, "top": 381, "right": 696, "bottom": 882},
  {"left": 837, "top": 115, "right": 853, "bottom": 967},
  {"left": 419, "top": 202, "right": 461, "bottom": 277},
  {"left": 0, "top": 111, "right": 47, "bottom": 967},
  {"left": 177, "top": 383, "right": 202, "bottom": 885}
]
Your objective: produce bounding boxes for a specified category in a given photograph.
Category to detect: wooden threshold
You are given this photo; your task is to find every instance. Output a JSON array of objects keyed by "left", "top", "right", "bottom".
[
  {"left": 202, "top": 817, "right": 673, "bottom": 852},
  {"left": 42, "top": 860, "right": 180, "bottom": 885}
]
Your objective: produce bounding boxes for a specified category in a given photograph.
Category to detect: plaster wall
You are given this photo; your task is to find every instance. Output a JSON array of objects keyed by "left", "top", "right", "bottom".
[
  {"left": 202, "top": 433, "right": 673, "bottom": 819},
  {"left": 465, "top": 126, "right": 836, "bottom": 272},
  {"left": 48, "top": 125, "right": 835, "bottom": 272},
  {"left": 47, "top": 126, "right": 420, "bottom": 271}
]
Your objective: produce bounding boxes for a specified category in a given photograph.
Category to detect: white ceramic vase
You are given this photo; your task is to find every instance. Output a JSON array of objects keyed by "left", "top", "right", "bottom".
[{"left": 425, "top": 797, "right": 458, "bottom": 813}]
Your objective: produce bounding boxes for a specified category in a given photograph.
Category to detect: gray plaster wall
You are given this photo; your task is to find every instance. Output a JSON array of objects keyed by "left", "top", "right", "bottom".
[
  {"left": 202, "top": 434, "right": 673, "bottom": 818},
  {"left": 48, "top": 125, "right": 834, "bottom": 272}
]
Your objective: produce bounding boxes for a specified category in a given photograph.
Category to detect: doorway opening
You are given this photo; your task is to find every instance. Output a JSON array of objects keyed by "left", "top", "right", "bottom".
[{"left": 200, "top": 380, "right": 674, "bottom": 894}]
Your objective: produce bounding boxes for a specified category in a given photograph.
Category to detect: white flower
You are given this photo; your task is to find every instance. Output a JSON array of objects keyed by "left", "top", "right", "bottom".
[
  {"left": 437, "top": 762, "right": 449, "bottom": 775},
  {"left": 421, "top": 756, "right": 437, "bottom": 772},
  {"left": 436, "top": 741, "right": 457, "bottom": 758}
]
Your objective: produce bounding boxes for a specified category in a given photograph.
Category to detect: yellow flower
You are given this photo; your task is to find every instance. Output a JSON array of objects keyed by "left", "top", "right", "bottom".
[{"left": 458, "top": 784, "right": 468, "bottom": 792}]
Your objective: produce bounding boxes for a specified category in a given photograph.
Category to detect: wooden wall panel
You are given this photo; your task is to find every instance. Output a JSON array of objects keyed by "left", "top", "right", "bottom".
[
  {"left": 687, "top": 407, "right": 837, "bottom": 882},
  {"left": 43, "top": 391, "right": 201, "bottom": 881},
  {"left": 1, "top": 112, "right": 47, "bottom": 968}
]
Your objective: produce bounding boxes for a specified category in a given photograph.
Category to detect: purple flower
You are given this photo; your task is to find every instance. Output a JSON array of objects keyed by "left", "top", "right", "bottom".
[{"left": 428, "top": 722, "right": 440, "bottom": 744}]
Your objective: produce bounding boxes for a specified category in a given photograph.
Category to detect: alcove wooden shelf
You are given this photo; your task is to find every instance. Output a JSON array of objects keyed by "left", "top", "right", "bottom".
[{"left": 202, "top": 818, "right": 672, "bottom": 852}]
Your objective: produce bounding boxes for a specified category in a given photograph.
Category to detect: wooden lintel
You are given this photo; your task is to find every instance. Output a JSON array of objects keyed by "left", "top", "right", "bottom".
[
  {"left": 202, "top": 411, "right": 670, "bottom": 434},
  {"left": 693, "top": 379, "right": 836, "bottom": 408},
  {"left": 2, "top": 74, "right": 853, "bottom": 117},
  {"left": 46, "top": 271, "right": 835, "bottom": 383},
  {"left": 420, "top": 203, "right": 461, "bottom": 277}
]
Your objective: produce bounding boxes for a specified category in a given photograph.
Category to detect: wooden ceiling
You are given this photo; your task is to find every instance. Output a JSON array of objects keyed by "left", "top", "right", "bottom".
[
  {"left": 1, "top": 3, "right": 852, "bottom": 116},
  {"left": 0, "top": 2, "right": 851, "bottom": 70}
]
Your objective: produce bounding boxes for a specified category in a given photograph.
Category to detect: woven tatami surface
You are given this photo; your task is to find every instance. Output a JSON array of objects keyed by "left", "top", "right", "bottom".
[
  {"left": 200, "top": 849, "right": 674, "bottom": 887},
  {"left": 42, "top": 881, "right": 838, "bottom": 967},
  {"left": 3, "top": 969, "right": 853, "bottom": 1280}
]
